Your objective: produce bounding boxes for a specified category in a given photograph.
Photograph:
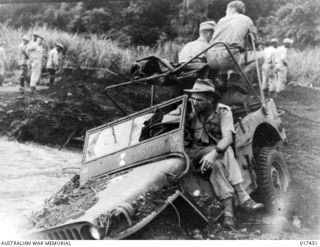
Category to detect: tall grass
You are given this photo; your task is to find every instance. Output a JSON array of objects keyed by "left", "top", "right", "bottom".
[
  {"left": 0, "top": 24, "right": 182, "bottom": 75},
  {"left": 2, "top": 24, "right": 319, "bottom": 87},
  {"left": 288, "top": 48, "right": 320, "bottom": 87}
]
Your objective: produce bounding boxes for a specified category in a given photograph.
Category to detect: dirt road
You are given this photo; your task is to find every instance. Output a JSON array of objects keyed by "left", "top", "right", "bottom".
[{"left": 275, "top": 87, "right": 320, "bottom": 237}]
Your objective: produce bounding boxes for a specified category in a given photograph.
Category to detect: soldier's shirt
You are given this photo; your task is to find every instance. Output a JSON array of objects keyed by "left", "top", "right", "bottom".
[
  {"left": 18, "top": 43, "right": 29, "bottom": 66},
  {"left": 263, "top": 46, "right": 277, "bottom": 65},
  {"left": 274, "top": 45, "right": 288, "bottom": 65},
  {"left": 210, "top": 13, "right": 257, "bottom": 50},
  {"left": 0, "top": 47, "right": 5, "bottom": 62},
  {"left": 47, "top": 48, "right": 62, "bottom": 69},
  {"left": 189, "top": 103, "right": 235, "bottom": 146},
  {"left": 0, "top": 47, "right": 6, "bottom": 75},
  {"left": 178, "top": 37, "right": 209, "bottom": 63},
  {"left": 162, "top": 103, "right": 235, "bottom": 146},
  {"left": 26, "top": 42, "right": 44, "bottom": 61}
]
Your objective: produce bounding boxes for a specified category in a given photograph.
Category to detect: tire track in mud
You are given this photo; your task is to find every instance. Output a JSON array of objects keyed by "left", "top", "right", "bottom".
[{"left": 275, "top": 86, "right": 320, "bottom": 237}]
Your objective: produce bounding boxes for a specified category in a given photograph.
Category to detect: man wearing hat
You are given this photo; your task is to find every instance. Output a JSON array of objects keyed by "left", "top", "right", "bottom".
[
  {"left": 18, "top": 35, "right": 30, "bottom": 91},
  {"left": 163, "top": 79, "right": 263, "bottom": 230},
  {"left": 0, "top": 40, "right": 6, "bottom": 86},
  {"left": 273, "top": 38, "right": 293, "bottom": 97},
  {"left": 178, "top": 20, "right": 216, "bottom": 63},
  {"left": 25, "top": 33, "right": 44, "bottom": 92},
  {"left": 261, "top": 38, "right": 278, "bottom": 96},
  {"left": 46, "top": 42, "right": 64, "bottom": 85}
]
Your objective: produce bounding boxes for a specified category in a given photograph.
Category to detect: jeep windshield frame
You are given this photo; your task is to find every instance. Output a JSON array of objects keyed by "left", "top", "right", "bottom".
[{"left": 82, "top": 95, "right": 187, "bottom": 165}]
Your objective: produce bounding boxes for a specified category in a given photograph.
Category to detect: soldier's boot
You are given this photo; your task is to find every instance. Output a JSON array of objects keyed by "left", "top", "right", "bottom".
[
  {"left": 49, "top": 75, "right": 55, "bottom": 86},
  {"left": 222, "top": 197, "right": 236, "bottom": 231},
  {"left": 26, "top": 76, "right": 30, "bottom": 88},
  {"left": 234, "top": 184, "right": 264, "bottom": 212},
  {"left": 19, "top": 78, "right": 25, "bottom": 92},
  {"left": 0, "top": 75, "right": 4, "bottom": 86}
]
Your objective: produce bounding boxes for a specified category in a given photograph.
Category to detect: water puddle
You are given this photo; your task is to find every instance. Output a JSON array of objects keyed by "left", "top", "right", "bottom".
[{"left": 0, "top": 137, "right": 81, "bottom": 238}]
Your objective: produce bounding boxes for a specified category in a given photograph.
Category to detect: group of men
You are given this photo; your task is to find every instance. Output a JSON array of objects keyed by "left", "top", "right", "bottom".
[
  {"left": 262, "top": 38, "right": 293, "bottom": 98},
  {"left": 179, "top": 0, "right": 293, "bottom": 98},
  {"left": 179, "top": 1, "right": 261, "bottom": 83},
  {"left": 172, "top": 0, "right": 272, "bottom": 230},
  {"left": 17, "top": 33, "right": 64, "bottom": 93}
]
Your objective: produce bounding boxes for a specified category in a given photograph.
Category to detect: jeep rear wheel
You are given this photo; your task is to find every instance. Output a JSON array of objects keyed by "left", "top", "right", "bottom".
[{"left": 255, "top": 147, "right": 290, "bottom": 209}]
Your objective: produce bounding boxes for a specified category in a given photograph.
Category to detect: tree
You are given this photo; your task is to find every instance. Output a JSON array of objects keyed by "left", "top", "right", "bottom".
[
  {"left": 257, "top": 0, "right": 320, "bottom": 48},
  {"left": 121, "top": 0, "right": 178, "bottom": 46}
]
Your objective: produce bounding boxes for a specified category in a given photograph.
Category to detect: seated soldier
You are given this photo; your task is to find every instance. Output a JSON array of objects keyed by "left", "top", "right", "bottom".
[
  {"left": 207, "top": 1, "right": 263, "bottom": 84},
  {"left": 163, "top": 78, "right": 263, "bottom": 230},
  {"left": 179, "top": 21, "right": 216, "bottom": 63}
]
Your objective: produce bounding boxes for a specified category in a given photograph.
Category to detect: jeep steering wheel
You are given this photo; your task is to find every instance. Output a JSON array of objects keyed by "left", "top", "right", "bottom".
[{"left": 148, "top": 122, "right": 179, "bottom": 137}]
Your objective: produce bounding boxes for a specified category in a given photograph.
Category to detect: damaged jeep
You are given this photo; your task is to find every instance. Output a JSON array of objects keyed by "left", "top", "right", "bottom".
[{"left": 24, "top": 42, "right": 290, "bottom": 240}]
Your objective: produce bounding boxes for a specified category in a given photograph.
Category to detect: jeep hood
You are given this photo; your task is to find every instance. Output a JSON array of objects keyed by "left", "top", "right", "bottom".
[{"left": 24, "top": 155, "right": 208, "bottom": 239}]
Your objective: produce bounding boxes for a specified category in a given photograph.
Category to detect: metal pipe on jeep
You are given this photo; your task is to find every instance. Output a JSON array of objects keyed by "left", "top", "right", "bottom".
[
  {"left": 248, "top": 33, "right": 265, "bottom": 106},
  {"left": 104, "top": 41, "right": 264, "bottom": 116},
  {"left": 171, "top": 41, "right": 262, "bottom": 105}
]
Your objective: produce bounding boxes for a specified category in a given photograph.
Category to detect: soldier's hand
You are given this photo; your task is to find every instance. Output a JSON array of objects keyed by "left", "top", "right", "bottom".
[{"left": 200, "top": 150, "right": 218, "bottom": 173}]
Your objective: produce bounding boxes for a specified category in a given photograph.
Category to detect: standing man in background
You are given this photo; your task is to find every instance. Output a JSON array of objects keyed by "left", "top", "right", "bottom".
[
  {"left": 0, "top": 41, "right": 6, "bottom": 86},
  {"left": 274, "top": 38, "right": 293, "bottom": 97},
  {"left": 18, "top": 35, "right": 30, "bottom": 92},
  {"left": 26, "top": 33, "right": 44, "bottom": 92},
  {"left": 261, "top": 38, "right": 278, "bottom": 97},
  {"left": 178, "top": 21, "right": 216, "bottom": 63},
  {"left": 46, "top": 43, "right": 64, "bottom": 86}
]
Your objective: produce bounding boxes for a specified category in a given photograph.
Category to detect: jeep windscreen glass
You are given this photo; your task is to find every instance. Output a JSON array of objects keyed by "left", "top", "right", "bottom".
[{"left": 84, "top": 99, "right": 183, "bottom": 163}]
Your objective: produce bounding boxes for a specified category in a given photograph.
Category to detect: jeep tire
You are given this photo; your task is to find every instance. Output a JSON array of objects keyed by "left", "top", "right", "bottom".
[{"left": 255, "top": 147, "right": 290, "bottom": 209}]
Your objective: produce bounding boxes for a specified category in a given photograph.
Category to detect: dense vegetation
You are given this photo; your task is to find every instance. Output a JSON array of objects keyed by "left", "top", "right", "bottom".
[
  {"left": 0, "top": 0, "right": 319, "bottom": 86},
  {"left": 0, "top": 0, "right": 319, "bottom": 48}
]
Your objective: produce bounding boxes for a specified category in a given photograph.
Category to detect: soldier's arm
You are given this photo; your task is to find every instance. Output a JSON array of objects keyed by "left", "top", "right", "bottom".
[
  {"left": 199, "top": 107, "right": 234, "bottom": 172},
  {"left": 281, "top": 49, "right": 288, "bottom": 66},
  {"left": 216, "top": 108, "right": 235, "bottom": 151},
  {"left": 161, "top": 104, "right": 183, "bottom": 124},
  {"left": 25, "top": 43, "right": 35, "bottom": 55}
]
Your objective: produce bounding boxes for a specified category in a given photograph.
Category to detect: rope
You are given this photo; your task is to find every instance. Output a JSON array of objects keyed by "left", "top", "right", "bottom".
[{"left": 168, "top": 198, "right": 181, "bottom": 227}]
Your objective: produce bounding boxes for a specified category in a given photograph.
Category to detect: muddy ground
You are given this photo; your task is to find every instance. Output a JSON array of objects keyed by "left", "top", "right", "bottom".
[
  {"left": 0, "top": 73, "right": 319, "bottom": 239},
  {"left": 0, "top": 70, "right": 177, "bottom": 148}
]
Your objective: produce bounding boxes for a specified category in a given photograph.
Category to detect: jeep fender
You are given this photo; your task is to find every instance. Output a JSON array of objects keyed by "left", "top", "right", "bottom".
[
  {"left": 25, "top": 155, "right": 207, "bottom": 239},
  {"left": 236, "top": 99, "right": 285, "bottom": 157}
]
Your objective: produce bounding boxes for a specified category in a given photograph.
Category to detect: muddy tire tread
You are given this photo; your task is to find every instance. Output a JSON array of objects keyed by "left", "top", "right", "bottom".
[{"left": 255, "top": 147, "right": 286, "bottom": 207}]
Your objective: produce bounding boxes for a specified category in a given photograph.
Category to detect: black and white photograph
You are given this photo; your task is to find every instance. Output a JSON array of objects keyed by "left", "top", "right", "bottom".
[{"left": 0, "top": 0, "right": 319, "bottom": 243}]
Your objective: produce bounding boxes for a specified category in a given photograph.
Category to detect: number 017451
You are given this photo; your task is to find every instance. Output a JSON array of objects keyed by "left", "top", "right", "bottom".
[{"left": 300, "top": 241, "right": 318, "bottom": 246}]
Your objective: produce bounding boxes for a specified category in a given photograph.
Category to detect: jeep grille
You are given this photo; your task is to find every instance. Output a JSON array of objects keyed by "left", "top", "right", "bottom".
[{"left": 26, "top": 222, "right": 92, "bottom": 240}]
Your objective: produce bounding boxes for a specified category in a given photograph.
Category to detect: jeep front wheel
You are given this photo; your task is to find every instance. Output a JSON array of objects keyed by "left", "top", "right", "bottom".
[{"left": 255, "top": 147, "right": 290, "bottom": 209}]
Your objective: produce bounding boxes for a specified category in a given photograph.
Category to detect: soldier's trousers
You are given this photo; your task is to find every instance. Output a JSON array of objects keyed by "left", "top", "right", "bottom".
[
  {"left": 261, "top": 62, "right": 276, "bottom": 92},
  {"left": 19, "top": 65, "right": 29, "bottom": 87},
  {"left": 275, "top": 63, "right": 288, "bottom": 93},
  {"left": 30, "top": 59, "right": 42, "bottom": 88},
  {"left": 0, "top": 61, "right": 5, "bottom": 86},
  {"left": 47, "top": 68, "right": 56, "bottom": 85},
  {"left": 207, "top": 49, "right": 263, "bottom": 84},
  {"left": 187, "top": 145, "right": 248, "bottom": 201}
]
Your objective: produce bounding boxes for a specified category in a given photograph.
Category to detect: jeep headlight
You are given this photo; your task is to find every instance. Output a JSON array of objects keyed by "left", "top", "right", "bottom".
[{"left": 89, "top": 226, "right": 101, "bottom": 240}]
